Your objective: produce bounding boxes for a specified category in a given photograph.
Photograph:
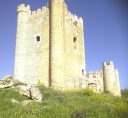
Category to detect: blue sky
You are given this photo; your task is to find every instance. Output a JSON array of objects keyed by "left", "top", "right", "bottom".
[{"left": 0, "top": 0, "right": 128, "bottom": 89}]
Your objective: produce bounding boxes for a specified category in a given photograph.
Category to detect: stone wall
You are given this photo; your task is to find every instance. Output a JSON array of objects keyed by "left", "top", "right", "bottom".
[
  {"left": 64, "top": 7, "right": 85, "bottom": 89},
  {"left": 14, "top": 0, "right": 86, "bottom": 89},
  {"left": 14, "top": 4, "right": 49, "bottom": 86},
  {"left": 14, "top": 1, "right": 120, "bottom": 96},
  {"left": 86, "top": 70, "right": 104, "bottom": 93},
  {"left": 86, "top": 62, "right": 121, "bottom": 96}
]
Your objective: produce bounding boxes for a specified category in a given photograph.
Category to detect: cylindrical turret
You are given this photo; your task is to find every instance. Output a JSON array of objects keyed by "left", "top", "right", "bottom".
[
  {"left": 115, "top": 69, "right": 121, "bottom": 96},
  {"left": 102, "top": 61, "right": 116, "bottom": 94},
  {"left": 14, "top": 4, "right": 31, "bottom": 82},
  {"left": 49, "top": 0, "right": 65, "bottom": 89}
]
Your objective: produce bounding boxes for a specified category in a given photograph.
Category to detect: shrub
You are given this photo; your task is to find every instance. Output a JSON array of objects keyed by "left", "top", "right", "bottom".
[
  {"left": 115, "top": 101, "right": 128, "bottom": 112},
  {"left": 71, "top": 110, "right": 86, "bottom": 118},
  {"left": 121, "top": 89, "right": 128, "bottom": 97},
  {"left": 83, "top": 88, "right": 94, "bottom": 96}
]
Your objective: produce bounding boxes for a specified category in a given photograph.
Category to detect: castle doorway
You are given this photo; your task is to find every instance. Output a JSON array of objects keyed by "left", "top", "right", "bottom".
[{"left": 88, "top": 83, "right": 97, "bottom": 92}]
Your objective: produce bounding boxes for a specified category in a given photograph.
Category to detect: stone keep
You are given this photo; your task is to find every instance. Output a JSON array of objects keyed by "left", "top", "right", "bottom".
[
  {"left": 14, "top": 0, "right": 85, "bottom": 89},
  {"left": 14, "top": 0, "right": 121, "bottom": 96}
]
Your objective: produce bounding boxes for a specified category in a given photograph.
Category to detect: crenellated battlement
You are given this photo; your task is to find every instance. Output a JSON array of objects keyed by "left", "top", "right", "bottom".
[
  {"left": 79, "top": 17, "right": 83, "bottom": 24},
  {"left": 50, "top": 0, "right": 64, "bottom": 4},
  {"left": 17, "top": 4, "right": 30, "bottom": 13},
  {"left": 65, "top": 10, "right": 83, "bottom": 28},
  {"left": 68, "top": 12, "right": 79, "bottom": 21},
  {"left": 37, "top": 8, "right": 41, "bottom": 13},
  {"left": 15, "top": 1, "right": 120, "bottom": 96},
  {"left": 31, "top": 6, "right": 48, "bottom": 16},
  {"left": 87, "top": 70, "right": 103, "bottom": 79},
  {"left": 17, "top": 4, "right": 48, "bottom": 16},
  {"left": 103, "top": 61, "right": 114, "bottom": 67},
  {"left": 31, "top": 10, "right": 36, "bottom": 15}
]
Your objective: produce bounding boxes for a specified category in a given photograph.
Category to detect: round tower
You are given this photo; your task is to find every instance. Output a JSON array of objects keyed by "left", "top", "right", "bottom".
[
  {"left": 14, "top": 4, "right": 31, "bottom": 82},
  {"left": 115, "top": 69, "right": 121, "bottom": 96},
  {"left": 49, "top": 0, "right": 65, "bottom": 88},
  {"left": 102, "top": 61, "right": 116, "bottom": 94}
]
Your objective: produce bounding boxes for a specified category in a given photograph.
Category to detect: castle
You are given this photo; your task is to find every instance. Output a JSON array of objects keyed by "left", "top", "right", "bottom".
[{"left": 14, "top": 0, "right": 121, "bottom": 96}]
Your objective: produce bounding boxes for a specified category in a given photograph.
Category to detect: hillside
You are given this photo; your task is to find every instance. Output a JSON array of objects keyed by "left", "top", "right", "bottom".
[{"left": 0, "top": 86, "right": 128, "bottom": 118}]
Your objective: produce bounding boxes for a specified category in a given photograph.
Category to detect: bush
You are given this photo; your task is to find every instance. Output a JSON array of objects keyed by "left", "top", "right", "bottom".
[
  {"left": 121, "top": 89, "right": 128, "bottom": 97},
  {"left": 83, "top": 88, "right": 94, "bottom": 96}
]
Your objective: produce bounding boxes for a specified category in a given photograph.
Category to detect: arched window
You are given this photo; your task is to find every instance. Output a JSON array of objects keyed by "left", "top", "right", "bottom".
[{"left": 36, "top": 36, "right": 40, "bottom": 42}]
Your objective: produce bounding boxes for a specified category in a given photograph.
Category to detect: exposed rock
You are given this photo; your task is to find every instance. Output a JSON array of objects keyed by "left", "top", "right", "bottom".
[
  {"left": 15, "top": 85, "right": 30, "bottom": 97},
  {"left": 11, "top": 98, "right": 33, "bottom": 105},
  {"left": 0, "top": 75, "right": 13, "bottom": 89},
  {"left": 16, "top": 85, "right": 42, "bottom": 102},
  {"left": 13, "top": 80, "right": 27, "bottom": 86},
  {"left": 11, "top": 98, "right": 19, "bottom": 104},
  {"left": 21, "top": 100, "right": 33, "bottom": 105},
  {"left": 30, "top": 86, "right": 42, "bottom": 102}
]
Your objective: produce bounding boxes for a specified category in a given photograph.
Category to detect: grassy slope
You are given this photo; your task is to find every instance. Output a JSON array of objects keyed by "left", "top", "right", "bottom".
[{"left": 0, "top": 87, "right": 128, "bottom": 118}]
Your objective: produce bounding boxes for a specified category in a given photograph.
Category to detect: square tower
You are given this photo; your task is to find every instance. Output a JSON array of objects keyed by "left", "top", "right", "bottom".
[{"left": 14, "top": 0, "right": 86, "bottom": 90}]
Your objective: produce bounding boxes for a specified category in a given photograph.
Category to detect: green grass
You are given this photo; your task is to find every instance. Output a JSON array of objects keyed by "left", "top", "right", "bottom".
[{"left": 0, "top": 87, "right": 128, "bottom": 118}]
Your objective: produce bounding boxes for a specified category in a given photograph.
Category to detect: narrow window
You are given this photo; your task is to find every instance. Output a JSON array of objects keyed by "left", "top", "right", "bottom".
[
  {"left": 36, "top": 36, "right": 40, "bottom": 42},
  {"left": 82, "top": 69, "right": 84, "bottom": 75},
  {"left": 73, "top": 37, "right": 77, "bottom": 43},
  {"left": 73, "top": 37, "right": 77, "bottom": 49}
]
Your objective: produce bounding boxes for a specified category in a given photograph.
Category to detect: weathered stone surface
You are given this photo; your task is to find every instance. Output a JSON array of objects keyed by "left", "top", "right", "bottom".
[
  {"left": 11, "top": 98, "right": 33, "bottom": 105},
  {"left": 21, "top": 100, "right": 33, "bottom": 105},
  {"left": 13, "top": 0, "right": 121, "bottom": 97},
  {"left": 85, "top": 61, "right": 121, "bottom": 96},
  {"left": 14, "top": 0, "right": 85, "bottom": 90},
  {"left": 102, "top": 62, "right": 121, "bottom": 96},
  {"left": 29, "top": 86, "right": 42, "bottom": 102},
  {"left": 0, "top": 75, "right": 13, "bottom": 89},
  {"left": 11, "top": 99, "right": 19, "bottom": 104},
  {"left": 16, "top": 85, "right": 42, "bottom": 102},
  {"left": 16, "top": 85, "right": 30, "bottom": 97}
]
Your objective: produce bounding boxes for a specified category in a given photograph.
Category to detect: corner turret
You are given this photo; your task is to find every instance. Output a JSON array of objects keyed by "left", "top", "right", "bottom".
[
  {"left": 102, "top": 61, "right": 121, "bottom": 96},
  {"left": 17, "top": 4, "right": 31, "bottom": 13},
  {"left": 14, "top": 4, "right": 31, "bottom": 83},
  {"left": 17, "top": 4, "right": 31, "bottom": 22}
]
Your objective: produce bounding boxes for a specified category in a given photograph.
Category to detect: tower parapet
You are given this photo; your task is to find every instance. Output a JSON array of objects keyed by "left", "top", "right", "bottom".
[
  {"left": 49, "top": 0, "right": 64, "bottom": 4},
  {"left": 17, "top": 4, "right": 31, "bottom": 13},
  {"left": 17, "top": 4, "right": 31, "bottom": 22},
  {"left": 31, "top": 6, "right": 48, "bottom": 17}
]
